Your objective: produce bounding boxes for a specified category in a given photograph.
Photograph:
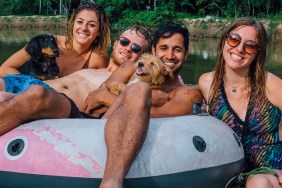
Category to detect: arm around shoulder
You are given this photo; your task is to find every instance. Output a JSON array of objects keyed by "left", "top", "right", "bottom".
[{"left": 104, "top": 62, "right": 136, "bottom": 87}]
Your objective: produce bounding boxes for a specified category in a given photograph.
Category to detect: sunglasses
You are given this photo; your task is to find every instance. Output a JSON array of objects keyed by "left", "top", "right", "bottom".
[
  {"left": 119, "top": 36, "right": 143, "bottom": 54},
  {"left": 226, "top": 33, "right": 259, "bottom": 54}
]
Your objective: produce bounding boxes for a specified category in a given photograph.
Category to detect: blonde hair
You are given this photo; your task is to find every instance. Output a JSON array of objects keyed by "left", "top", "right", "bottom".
[{"left": 65, "top": 2, "right": 111, "bottom": 55}]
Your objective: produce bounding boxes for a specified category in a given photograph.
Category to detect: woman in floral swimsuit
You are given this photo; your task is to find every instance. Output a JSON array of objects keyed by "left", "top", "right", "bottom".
[{"left": 199, "top": 17, "right": 282, "bottom": 187}]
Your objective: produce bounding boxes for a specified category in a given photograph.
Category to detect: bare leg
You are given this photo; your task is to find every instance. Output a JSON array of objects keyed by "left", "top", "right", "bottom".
[
  {"left": 0, "top": 78, "right": 6, "bottom": 91},
  {"left": 100, "top": 83, "right": 151, "bottom": 188},
  {"left": 0, "top": 85, "right": 71, "bottom": 136},
  {"left": 246, "top": 173, "right": 281, "bottom": 188},
  {"left": 0, "top": 92, "right": 16, "bottom": 102}
]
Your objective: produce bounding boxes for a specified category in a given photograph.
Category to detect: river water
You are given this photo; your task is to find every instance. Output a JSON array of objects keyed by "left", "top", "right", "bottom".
[{"left": 0, "top": 28, "right": 281, "bottom": 84}]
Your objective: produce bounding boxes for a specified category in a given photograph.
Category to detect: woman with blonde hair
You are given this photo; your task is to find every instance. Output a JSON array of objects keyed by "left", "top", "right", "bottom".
[{"left": 0, "top": 1, "right": 111, "bottom": 78}]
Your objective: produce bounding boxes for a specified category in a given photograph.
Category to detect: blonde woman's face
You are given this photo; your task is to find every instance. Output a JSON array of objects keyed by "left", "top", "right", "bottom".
[
  {"left": 223, "top": 25, "right": 258, "bottom": 71},
  {"left": 72, "top": 9, "right": 100, "bottom": 46}
]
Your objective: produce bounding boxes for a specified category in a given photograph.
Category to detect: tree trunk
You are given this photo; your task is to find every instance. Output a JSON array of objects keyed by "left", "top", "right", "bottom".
[{"left": 39, "top": 0, "right": 41, "bottom": 15}]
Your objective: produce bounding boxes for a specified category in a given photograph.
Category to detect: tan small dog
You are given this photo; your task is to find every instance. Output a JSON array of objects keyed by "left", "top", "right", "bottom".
[{"left": 109, "top": 53, "right": 174, "bottom": 95}]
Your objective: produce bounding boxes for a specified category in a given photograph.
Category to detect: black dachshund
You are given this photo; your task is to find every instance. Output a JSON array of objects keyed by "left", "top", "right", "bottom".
[{"left": 20, "top": 34, "right": 60, "bottom": 80}]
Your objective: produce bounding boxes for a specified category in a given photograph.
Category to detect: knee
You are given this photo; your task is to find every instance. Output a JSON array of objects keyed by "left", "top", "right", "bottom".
[
  {"left": 24, "top": 85, "right": 54, "bottom": 109},
  {"left": 125, "top": 83, "right": 151, "bottom": 108},
  {"left": 246, "top": 174, "right": 273, "bottom": 188}
]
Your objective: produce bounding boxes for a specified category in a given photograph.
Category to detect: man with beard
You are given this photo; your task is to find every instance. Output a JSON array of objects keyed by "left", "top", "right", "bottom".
[
  {"left": 44, "top": 25, "right": 151, "bottom": 111},
  {"left": 84, "top": 22, "right": 203, "bottom": 118},
  {"left": 84, "top": 22, "right": 203, "bottom": 188}
]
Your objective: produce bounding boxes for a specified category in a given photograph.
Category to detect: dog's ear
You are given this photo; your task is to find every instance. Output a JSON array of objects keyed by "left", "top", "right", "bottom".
[
  {"left": 162, "top": 65, "right": 174, "bottom": 79},
  {"left": 46, "top": 35, "right": 59, "bottom": 57},
  {"left": 25, "top": 35, "right": 42, "bottom": 61}
]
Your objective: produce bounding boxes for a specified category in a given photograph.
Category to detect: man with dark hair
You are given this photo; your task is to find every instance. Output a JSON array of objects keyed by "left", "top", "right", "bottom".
[{"left": 85, "top": 22, "right": 202, "bottom": 118}]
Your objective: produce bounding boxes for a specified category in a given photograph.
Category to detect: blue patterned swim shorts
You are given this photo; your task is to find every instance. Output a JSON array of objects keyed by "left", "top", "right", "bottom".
[{"left": 2, "top": 74, "right": 53, "bottom": 94}]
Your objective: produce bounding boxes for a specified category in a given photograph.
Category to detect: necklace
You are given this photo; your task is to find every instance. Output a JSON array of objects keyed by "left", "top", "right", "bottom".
[{"left": 224, "top": 79, "right": 245, "bottom": 93}]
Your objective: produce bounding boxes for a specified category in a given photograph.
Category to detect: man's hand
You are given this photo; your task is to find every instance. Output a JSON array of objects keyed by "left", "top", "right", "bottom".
[
  {"left": 151, "top": 89, "right": 169, "bottom": 107},
  {"left": 83, "top": 84, "right": 119, "bottom": 117},
  {"left": 83, "top": 88, "right": 108, "bottom": 116}
]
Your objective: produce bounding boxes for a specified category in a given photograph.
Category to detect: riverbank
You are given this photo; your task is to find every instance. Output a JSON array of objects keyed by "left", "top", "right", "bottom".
[{"left": 0, "top": 15, "right": 282, "bottom": 42}]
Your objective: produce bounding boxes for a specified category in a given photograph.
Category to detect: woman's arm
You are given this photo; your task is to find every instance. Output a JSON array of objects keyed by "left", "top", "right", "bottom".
[
  {"left": 0, "top": 47, "right": 30, "bottom": 76},
  {"left": 266, "top": 73, "right": 282, "bottom": 139},
  {"left": 198, "top": 72, "right": 213, "bottom": 102}
]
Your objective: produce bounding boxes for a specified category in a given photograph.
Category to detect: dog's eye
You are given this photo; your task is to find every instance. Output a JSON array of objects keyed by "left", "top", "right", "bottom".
[{"left": 138, "top": 62, "right": 144, "bottom": 67}]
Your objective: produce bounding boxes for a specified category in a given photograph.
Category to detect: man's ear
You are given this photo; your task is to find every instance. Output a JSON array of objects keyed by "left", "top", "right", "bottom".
[{"left": 151, "top": 45, "right": 156, "bottom": 55}]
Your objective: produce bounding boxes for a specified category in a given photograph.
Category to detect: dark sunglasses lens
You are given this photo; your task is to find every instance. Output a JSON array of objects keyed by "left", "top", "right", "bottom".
[
  {"left": 119, "top": 38, "right": 130, "bottom": 46},
  {"left": 131, "top": 44, "right": 142, "bottom": 53},
  {"left": 244, "top": 41, "right": 258, "bottom": 54}
]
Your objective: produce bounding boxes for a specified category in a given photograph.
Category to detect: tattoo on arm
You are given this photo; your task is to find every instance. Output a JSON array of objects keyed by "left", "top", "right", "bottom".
[{"left": 184, "top": 89, "right": 203, "bottom": 103}]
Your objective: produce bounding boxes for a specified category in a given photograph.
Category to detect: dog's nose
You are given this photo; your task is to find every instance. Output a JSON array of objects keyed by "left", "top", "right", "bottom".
[{"left": 138, "top": 62, "right": 144, "bottom": 67}]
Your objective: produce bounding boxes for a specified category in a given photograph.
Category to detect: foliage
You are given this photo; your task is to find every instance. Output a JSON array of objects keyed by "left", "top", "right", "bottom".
[{"left": 0, "top": 0, "right": 281, "bottom": 24}]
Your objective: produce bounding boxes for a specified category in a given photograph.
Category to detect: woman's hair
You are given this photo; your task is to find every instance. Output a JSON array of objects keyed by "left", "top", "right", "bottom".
[
  {"left": 209, "top": 17, "right": 267, "bottom": 103},
  {"left": 65, "top": 2, "right": 111, "bottom": 55}
]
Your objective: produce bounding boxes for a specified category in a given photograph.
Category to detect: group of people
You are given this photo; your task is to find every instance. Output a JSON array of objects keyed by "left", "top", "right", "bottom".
[{"left": 0, "top": 1, "right": 281, "bottom": 188}]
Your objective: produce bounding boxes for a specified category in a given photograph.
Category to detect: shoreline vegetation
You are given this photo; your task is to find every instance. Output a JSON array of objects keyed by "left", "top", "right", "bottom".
[{"left": 0, "top": 15, "right": 282, "bottom": 43}]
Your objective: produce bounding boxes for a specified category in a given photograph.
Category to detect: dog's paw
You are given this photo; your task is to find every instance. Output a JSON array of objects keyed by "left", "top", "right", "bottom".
[{"left": 109, "top": 82, "right": 126, "bottom": 95}]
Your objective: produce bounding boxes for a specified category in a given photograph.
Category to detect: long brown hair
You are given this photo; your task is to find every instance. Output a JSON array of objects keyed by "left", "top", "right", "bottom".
[
  {"left": 209, "top": 17, "right": 267, "bottom": 103},
  {"left": 65, "top": 2, "right": 111, "bottom": 55}
]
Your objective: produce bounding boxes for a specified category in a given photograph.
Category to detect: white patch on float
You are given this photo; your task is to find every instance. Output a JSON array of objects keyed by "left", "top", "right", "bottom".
[{"left": 33, "top": 125, "right": 102, "bottom": 176}]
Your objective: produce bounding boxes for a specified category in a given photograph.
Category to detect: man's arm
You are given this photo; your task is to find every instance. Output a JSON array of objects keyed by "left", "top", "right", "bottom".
[
  {"left": 0, "top": 47, "right": 30, "bottom": 77},
  {"left": 150, "top": 86, "right": 203, "bottom": 118},
  {"left": 83, "top": 63, "right": 136, "bottom": 116},
  {"left": 151, "top": 89, "right": 169, "bottom": 107}
]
